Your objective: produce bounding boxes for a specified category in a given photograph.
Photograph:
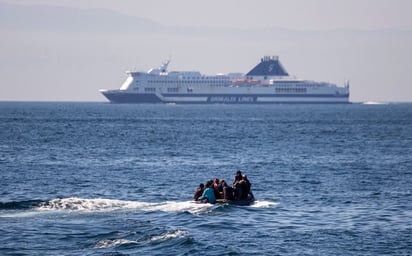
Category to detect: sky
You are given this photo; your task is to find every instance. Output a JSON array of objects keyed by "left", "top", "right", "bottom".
[{"left": 0, "top": 0, "right": 411, "bottom": 102}]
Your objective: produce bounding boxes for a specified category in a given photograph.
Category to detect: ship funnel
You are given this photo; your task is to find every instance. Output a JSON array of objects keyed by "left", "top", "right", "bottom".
[{"left": 247, "top": 56, "right": 288, "bottom": 76}]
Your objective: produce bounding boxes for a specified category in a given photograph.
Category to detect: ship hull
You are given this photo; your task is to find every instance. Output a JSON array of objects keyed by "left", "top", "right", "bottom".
[{"left": 101, "top": 91, "right": 349, "bottom": 104}]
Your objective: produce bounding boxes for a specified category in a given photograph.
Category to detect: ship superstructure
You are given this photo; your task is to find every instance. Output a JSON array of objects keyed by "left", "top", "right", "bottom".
[{"left": 100, "top": 56, "right": 350, "bottom": 104}]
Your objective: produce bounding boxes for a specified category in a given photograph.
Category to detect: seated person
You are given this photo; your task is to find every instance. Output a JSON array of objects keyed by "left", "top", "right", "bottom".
[
  {"left": 233, "top": 170, "right": 242, "bottom": 185},
  {"left": 222, "top": 181, "right": 235, "bottom": 201},
  {"left": 199, "top": 181, "right": 216, "bottom": 204},
  {"left": 193, "top": 183, "right": 204, "bottom": 201},
  {"left": 213, "top": 178, "right": 222, "bottom": 199},
  {"left": 239, "top": 175, "right": 251, "bottom": 199}
]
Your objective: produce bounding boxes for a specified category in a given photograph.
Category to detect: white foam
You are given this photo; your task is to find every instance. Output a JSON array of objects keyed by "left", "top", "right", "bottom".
[
  {"left": 362, "top": 101, "right": 388, "bottom": 105},
  {"left": 93, "top": 230, "right": 187, "bottom": 249},
  {"left": 94, "top": 239, "right": 138, "bottom": 249},
  {"left": 250, "top": 200, "right": 279, "bottom": 208},
  {"left": 150, "top": 230, "right": 187, "bottom": 241},
  {"left": 144, "top": 201, "right": 211, "bottom": 214},
  {"left": 36, "top": 197, "right": 211, "bottom": 214},
  {"left": 0, "top": 211, "right": 42, "bottom": 218},
  {"left": 38, "top": 197, "right": 151, "bottom": 212},
  {"left": 2, "top": 198, "right": 276, "bottom": 218}
]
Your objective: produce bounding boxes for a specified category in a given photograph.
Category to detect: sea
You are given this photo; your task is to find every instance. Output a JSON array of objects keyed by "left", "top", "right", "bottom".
[{"left": 0, "top": 102, "right": 411, "bottom": 256}]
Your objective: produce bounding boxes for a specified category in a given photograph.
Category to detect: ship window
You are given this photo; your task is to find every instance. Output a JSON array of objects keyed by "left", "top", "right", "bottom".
[
  {"left": 167, "top": 87, "right": 179, "bottom": 93},
  {"left": 145, "top": 87, "right": 156, "bottom": 92}
]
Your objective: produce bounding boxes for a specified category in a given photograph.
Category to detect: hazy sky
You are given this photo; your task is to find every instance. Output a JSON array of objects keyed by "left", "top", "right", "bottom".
[{"left": 1, "top": 0, "right": 411, "bottom": 102}]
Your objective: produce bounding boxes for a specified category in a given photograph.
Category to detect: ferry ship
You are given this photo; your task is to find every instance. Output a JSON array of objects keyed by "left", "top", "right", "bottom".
[{"left": 100, "top": 56, "right": 350, "bottom": 104}]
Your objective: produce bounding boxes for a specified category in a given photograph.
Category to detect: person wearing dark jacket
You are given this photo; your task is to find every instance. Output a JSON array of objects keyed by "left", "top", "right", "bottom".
[
  {"left": 222, "top": 181, "right": 235, "bottom": 201},
  {"left": 193, "top": 183, "right": 204, "bottom": 201},
  {"left": 239, "top": 175, "right": 251, "bottom": 199},
  {"left": 233, "top": 170, "right": 242, "bottom": 185}
]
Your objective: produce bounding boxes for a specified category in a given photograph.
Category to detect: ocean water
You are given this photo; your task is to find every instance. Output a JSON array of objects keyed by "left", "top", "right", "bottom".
[{"left": 0, "top": 102, "right": 411, "bottom": 255}]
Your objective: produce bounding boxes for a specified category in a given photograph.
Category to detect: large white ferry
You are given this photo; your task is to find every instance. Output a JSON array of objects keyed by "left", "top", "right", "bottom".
[{"left": 100, "top": 56, "right": 350, "bottom": 104}]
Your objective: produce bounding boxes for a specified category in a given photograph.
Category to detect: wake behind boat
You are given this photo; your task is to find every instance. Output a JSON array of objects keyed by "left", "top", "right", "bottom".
[{"left": 100, "top": 55, "right": 350, "bottom": 104}]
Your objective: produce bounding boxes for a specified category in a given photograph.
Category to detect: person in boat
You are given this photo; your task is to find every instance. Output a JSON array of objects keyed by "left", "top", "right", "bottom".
[
  {"left": 193, "top": 183, "right": 204, "bottom": 201},
  {"left": 222, "top": 181, "right": 235, "bottom": 201},
  {"left": 199, "top": 181, "right": 216, "bottom": 204},
  {"left": 213, "top": 178, "right": 222, "bottom": 199},
  {"left": 239, "top": 175, "right": 251, "bottom": 199},
  {"left": 218, "top": 179, "right": 224, "bottom": 197},
  {"left": 233, "top": 178, "right": 242, "bottom": 200},
  {"left": 233, "top": 170, "right": 242, "bottom": 186}
]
